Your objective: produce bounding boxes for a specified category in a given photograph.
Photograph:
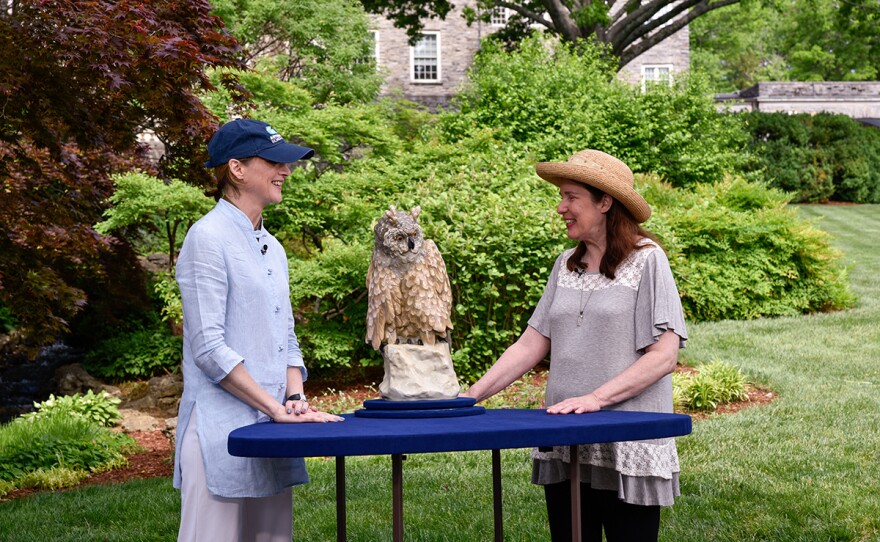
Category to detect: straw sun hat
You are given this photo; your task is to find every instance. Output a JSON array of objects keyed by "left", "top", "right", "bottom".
[{"left": 535, "top": 149, "right": 651, "bottom": 223}]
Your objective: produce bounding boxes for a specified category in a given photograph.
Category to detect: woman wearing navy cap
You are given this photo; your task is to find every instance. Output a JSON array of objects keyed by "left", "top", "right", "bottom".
[{"left": 174, "top": 119, "right": 344, "bottom": 542}]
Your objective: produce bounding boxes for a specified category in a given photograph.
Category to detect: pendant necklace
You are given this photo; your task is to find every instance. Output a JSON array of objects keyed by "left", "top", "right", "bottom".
[{"left": 576, "top": 265, "right": 595, "bottom": 327}]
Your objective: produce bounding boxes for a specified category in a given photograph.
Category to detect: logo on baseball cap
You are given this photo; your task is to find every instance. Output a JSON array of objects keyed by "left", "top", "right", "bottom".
[{"left": 205, "top": 119, "right": 315, "bottom": 168}]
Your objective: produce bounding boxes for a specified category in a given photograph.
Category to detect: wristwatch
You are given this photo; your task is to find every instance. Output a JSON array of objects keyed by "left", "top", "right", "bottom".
[{"left": 287, "top": 393, "right": 307, "bottom": 402}]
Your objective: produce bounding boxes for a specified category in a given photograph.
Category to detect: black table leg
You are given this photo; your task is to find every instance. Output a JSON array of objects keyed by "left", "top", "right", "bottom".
[
  {"left": 392, "top": 454, "right": 405, "bottom": 542},
  {"left": 336, "top": 456, "right": 346, "bottom": 542},
  {"left": 492, "top": 449, "right": 503, "bottom": 542},
  {"left": 569, "top": 445, "right": 581, "bottom": 542}
]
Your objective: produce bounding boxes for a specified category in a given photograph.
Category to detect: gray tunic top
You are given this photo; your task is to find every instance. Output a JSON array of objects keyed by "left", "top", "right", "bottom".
[{"left": 528, "top": 240, "right": 688, "bottom": 506}]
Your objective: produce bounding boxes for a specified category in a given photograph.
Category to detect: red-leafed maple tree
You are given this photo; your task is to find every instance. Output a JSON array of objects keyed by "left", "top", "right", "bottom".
[{"left": 0, "top": 0, "right": 247, "bottom": 355}]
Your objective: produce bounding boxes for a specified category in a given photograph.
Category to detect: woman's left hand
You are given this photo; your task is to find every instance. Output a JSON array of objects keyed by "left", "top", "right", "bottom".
[
  {"left": 285, "top": 397, "right": 311, "bottom": 416},
  {"left": 274, "top": 405, "right": 345, "bottom": 423},
  {"left": 546, "top": 393, "right": 602, "bottom": 414}
]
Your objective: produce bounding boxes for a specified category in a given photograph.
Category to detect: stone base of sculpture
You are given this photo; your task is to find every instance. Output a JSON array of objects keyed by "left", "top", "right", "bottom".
[{"left": 379, "top": 342, "right": 460, "bottom": 401}]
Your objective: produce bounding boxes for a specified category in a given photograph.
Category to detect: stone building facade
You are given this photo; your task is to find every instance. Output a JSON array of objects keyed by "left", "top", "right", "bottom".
[
  {"left": 616, "top": 18, "right": 690, "bottom": 88},
  {"left": 715, "top": 82, "right": 880, "bottom": 119},
  {"left": 370, "top": 3, "right": 486, "bottom": 109},
  {"left": 370, "top": 2, "right": 691, "bottom": 108}
]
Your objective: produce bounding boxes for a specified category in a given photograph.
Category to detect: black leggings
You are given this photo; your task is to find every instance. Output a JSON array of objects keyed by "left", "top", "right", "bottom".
[{"left": 543, "top": 481, "right": 661, "bottom": 542}]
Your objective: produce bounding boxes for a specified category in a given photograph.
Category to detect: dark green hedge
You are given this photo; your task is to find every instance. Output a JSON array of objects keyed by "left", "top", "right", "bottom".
[{"left": 743, "top": 112, "right": 880, "bottom": 203}]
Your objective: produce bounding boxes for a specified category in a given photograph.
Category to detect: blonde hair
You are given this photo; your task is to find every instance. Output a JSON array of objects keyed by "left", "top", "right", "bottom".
[{"left": 210, "top": 158, "right": 253, "bottom": 201}]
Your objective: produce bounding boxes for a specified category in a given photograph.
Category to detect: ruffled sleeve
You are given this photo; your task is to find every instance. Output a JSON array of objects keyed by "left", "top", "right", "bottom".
[{"left": 634, "top": 247, "right": 688, "bottom": 353}]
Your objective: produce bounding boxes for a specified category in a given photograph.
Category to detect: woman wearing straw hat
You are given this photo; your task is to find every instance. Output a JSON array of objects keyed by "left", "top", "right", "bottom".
[
  {"left": 463, "top": 149, "right": 688, "bottom": 541},
  {"left": 174, "top": 119, "right": 344, "bottom": 542}
]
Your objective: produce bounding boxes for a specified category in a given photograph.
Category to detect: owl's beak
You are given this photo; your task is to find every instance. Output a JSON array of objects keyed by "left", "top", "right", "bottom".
[{"left": 407, "top": 237, "right": 415, "bottom": 250}]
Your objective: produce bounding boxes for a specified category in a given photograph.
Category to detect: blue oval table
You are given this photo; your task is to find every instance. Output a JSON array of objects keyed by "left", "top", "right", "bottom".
[{"left": 229, "top": 408, "right": 692, "bottom": 542}]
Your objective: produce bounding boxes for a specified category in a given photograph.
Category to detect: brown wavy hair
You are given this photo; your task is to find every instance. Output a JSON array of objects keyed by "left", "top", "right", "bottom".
[{"left": 565, "top": 183, "right": 659, "bottom": 279}]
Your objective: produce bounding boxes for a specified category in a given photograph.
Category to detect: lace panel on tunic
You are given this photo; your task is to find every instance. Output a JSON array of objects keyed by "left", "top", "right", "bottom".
[
  {"left": 557, "top": 241, "right": 656, "bottom": 292},
  {"left": 531, "top": 439, "right": 680, "bottom": 480}
]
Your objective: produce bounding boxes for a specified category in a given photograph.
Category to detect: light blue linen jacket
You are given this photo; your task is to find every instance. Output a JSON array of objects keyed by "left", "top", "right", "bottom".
[{"left": 173, "top": 199, "right": 309, "bottom": 498}]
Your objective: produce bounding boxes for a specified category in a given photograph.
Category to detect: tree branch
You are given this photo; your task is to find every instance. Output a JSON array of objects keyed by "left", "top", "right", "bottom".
[
  {"left": 539, "top": 0, "right": 582, "bottom": 41},
  {"left": 496, "top": 0, "right": 553, "bottom": 30},
  {"left": 610, "top": 0, "right": 643, "bottom": 27},
  {"left": 609, "top": 0, "right": 699, "bottom": 54},
  {"left": 615, "top": 0, "right": 741, "bottom": 68}
]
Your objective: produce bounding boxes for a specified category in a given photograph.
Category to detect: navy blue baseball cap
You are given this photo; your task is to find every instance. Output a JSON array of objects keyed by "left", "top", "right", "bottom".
[{"left": 205, "top": 119, "right": 315, "bottom": 168}]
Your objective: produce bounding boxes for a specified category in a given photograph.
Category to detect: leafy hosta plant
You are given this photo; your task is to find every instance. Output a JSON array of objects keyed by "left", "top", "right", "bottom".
[
  {"left": 18, "top": 390, "right": 123, "bottom": 427},
  {"left": 673, "top": 361, "right": 749, "bottom": 413},
  {"left": 0, "top": 415, "right": 136, "bottom": 491}
]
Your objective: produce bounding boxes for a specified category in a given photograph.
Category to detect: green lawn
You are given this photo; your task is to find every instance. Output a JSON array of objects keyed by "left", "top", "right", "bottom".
[{"left": 1, "top": 204, "right": 878, "bottom": 541}]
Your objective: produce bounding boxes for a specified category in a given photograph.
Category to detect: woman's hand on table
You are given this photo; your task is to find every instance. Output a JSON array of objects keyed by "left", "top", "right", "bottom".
[
  {"left": 546, "top": 393, "right": 602, "bottom": 414},
  {"left": 272, "top": 404, "right": 345, "bottom": 423}
]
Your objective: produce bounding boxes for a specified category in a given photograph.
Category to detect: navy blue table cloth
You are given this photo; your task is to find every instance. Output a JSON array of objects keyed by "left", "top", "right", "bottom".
[
  {"left": 228, "top": 408, "right": 692, "bottom": 458},
  {"left": 228, "top": 408, "right": 692, "bottom": 542}
]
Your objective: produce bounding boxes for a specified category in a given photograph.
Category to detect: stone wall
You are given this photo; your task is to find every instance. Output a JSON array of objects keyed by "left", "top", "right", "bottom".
[{"left": 716, "top": 82, "right": 880, "bottom": 118}]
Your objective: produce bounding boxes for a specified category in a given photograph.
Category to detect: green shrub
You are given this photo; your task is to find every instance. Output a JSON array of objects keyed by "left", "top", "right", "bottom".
[
  {"left": 151, "top": 271, "right": 182, "bottom": 331},
  {"left": 84, "top": 320, "right": 182, "bottom": 380},
  {"left": 744, "top": 112, "right": 880, "bottom": 203},
  {"left": 811, "top": 114, "right": 880, "bottom": 203},
  {"left": 681, "top": 372, "right": 722, "bottom": 412},
  {"left": 673, "top": 362, "right": 749, "bottom": 413},
  {"left": 288, "top": 237, "right": 373, "bottom": 370},
  {"left": 643, "top": 175, "right": 855, "bottom": 321},
  {"left": 95, "top": 171, "right": 215, "bottom": 268},
  {"left": 0, "top": 415, "right": 135, "bottom": 486},
  {"left": 441, "top": 35, "right": 619, "bottom": 155},
  {"left": 0, "top": 478, "right": 14, "bottom": 497},
  {"left": 699, "top": 361, "right": 749, "bottom": 403},
  {"left": 671, "top": 372, "right": 690, "bottom": 412},
  {"left": 0, "top": 303, "right": 15, "bottom": 333},
  {"left": 442, "top": 34, "right": 750, "bottom": 187},
  {"left": 283, "top": 143, "right": 852, "bottom": 380},
  {"left": 18, "top": 390, "right": 122, "bottom": 427}
]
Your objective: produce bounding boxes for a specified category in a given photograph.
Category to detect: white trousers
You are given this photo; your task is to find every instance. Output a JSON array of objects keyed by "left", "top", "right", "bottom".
[{"left": 178, "top": 410, "right": 293, "bottom": 542}]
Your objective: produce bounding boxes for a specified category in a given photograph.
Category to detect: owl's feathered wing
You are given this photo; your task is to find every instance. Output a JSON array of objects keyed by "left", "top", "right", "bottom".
[
  {"left": 365, "top": 254, "right": 399, "bottom": 350},
  {"left": 400, "top": 239, "right": 453, "bottom": 346}
]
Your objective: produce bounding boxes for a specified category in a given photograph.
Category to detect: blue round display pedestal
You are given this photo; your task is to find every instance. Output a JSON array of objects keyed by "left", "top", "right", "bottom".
[{"left": 354, "top": 397, "right": 485, "bottom": 418}]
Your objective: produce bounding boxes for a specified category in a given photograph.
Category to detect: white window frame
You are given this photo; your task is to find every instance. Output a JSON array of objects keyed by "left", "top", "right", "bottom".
[
  {"left": 371, "top": 31, "right": 380, "bottom": 65},
  {"left": 490, "top": 7, "right": 509, "bottom": 26},
  {"left": 641, "top": 65, "right": 673, "bottom": 90},
  {"left": 409, "top": 32, "right": 441, "bottom": 83}
]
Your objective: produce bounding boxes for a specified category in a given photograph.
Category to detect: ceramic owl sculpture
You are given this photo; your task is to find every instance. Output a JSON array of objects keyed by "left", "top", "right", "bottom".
[{"left": 365, "top": 206, "right": 453, "bottom": 351}]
